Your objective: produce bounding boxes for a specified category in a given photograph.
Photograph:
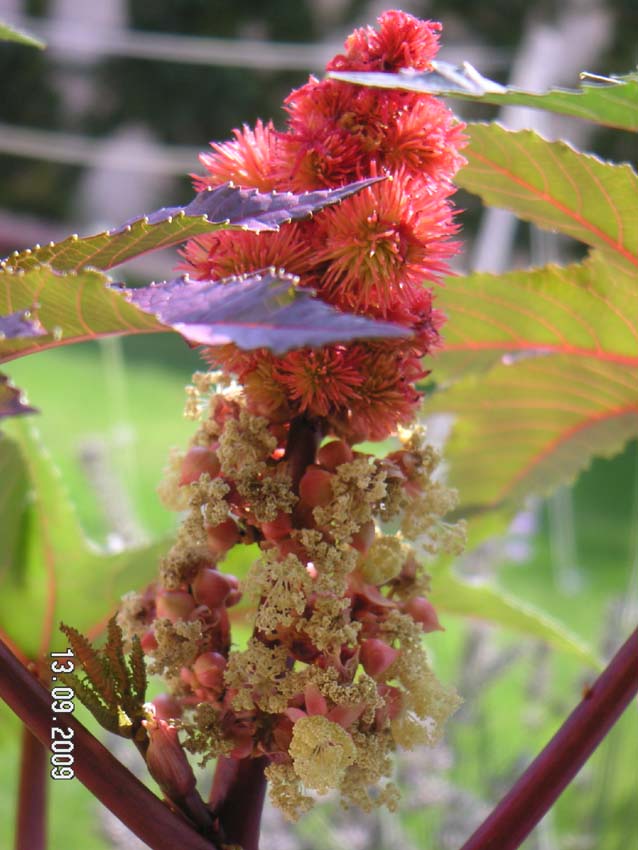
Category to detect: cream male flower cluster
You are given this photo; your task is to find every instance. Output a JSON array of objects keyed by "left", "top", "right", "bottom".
[{"left": 118, "top": 10, "right": 466, "bottom": 819}]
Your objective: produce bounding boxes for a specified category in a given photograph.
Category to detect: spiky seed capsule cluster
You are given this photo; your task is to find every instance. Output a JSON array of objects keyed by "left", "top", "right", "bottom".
[
  {"left": 118, "top": 10, "right": 467, "bottom": 821},
  {"left": 182, "top": 10, "right": 465, "bottom": 444}
]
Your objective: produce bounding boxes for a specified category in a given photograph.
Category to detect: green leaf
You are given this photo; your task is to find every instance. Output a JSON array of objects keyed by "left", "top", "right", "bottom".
[
  {"left": 0, "top": 20, "right": 45, "bottom": 48},
  {"left": 0, "top": 266, "right": 163, "bottom": 364},
  {"left": 0, "top": 266, "right": 405, "bottom": 365},
  {"left": 433, "top": 256, "right": 638, "bottom": 384},
  {"left": 0, "top": 422, "right": 166, "bottom": 658},
  {"left": 430, "top": 571, "right": 599, "bottom": 666},
  {"left": 0, "top": 434, "right": 29, "bottom": 580},
  {"left": 2, "top": 179, "right": 380, "bottom": 274},
  {"left": 329, "top": 63, "right": 638, "bottom": 132},
  {"left": 456, "top": 125, "right": 638, "bottom": 276},
  {"left": 427, "top": 251, "right": 638, "bottom": 510},
  {"left": 428, "top": 355, "right": 638, "bottom": 510}
]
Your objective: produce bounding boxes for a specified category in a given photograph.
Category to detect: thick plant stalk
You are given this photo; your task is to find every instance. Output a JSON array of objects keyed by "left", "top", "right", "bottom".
[
  {"left": 460, "top": 627, "right": 638, "bottom": 850},
  {"left": 209, "top": 756, "right": 268, "bottom": 850},
  {"left": 16, "top": 725, "right": 47, "bottom": 850},
  {"left": 0, "top": 639, "right": 217, "bottom": 850}
]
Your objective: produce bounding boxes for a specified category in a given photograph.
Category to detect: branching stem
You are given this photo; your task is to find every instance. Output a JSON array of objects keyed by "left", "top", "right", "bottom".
[
  {"left": 0, "top": 639, "right": 217, "bottom": 850},
  {"left": 460, "top": 627, "right": 638, "bottom": 850}
]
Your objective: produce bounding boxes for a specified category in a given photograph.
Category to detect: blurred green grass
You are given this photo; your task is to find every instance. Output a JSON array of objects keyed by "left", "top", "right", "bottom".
[{"left": 1, "top": 341, "right": 636, "bottom": 850}]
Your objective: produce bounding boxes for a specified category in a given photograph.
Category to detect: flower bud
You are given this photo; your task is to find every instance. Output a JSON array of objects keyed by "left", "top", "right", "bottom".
[
  {"left": 155, "top": 590, "right": 196, "bottom": 623},
  {"left": 140, "top": 629, "right": 158, "bottom": 654},
  {"left": 223, "top": 574, "right": 242, "bottom": 607},
  {"left": 193, "top": 651, "right": 227, "bottom": 689},
  {"left": 299, "top": 466, "right": 334, "bottom": 508},
  {"left": 304, "top": 683, "right": 328, "bottom": 716},
  {"left": 151, "top": 693, "right": 183, "bottom": 721},
  {"left": 179, "top": 445, "right": 221, "bottom": 485},
  {"left": 192, "top": 568, "right": 232, "bottom": 609},
  {"left": 144, "top": 718, "right": 196, "bottom": 800},
  {"left": 317, "top": 440, "right": 353, "bottom": 471},
  {"left": 404, "top": 596, "right": 443, "bottom": 632},
  {"left": 206, "top": 518, "right": 240, "bottom": 556},
  {"left": 360, "top": 638, "right": 399, "bottom": 678},
  {"left": 261, "top": 511, "right": 293, "bottom": 541},
  {"left": 350, "top": 519, "right": 376, "bottom": 553}
]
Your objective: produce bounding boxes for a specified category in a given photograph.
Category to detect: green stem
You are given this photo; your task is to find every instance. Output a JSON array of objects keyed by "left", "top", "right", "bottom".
[{"left": 15, "top": 724, "right": 48, "bottom": 850}]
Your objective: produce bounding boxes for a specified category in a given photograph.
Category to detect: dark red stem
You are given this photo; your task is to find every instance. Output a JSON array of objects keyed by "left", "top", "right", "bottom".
[
  {"left": 460, "top": 627, "right": 638, "bottom": 850},
  {"left": 0, "top": 639, "right": 217, "bottom": 850},
  {"left": 210, "top": 756, "right": 268, "bottom": 850},
  {"left": 15, "top": 724, "right": 47, "bottom": 850},
  {"left": 285, "top": 415, "right": 323, "bottom": 490}
]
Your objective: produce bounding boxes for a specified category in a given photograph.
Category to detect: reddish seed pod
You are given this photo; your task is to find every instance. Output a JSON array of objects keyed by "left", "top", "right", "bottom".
[
  {"left": 298, "top": 465, "right": 334, "bottom": 508},
  {"left": 179, "top": 445, "right": 221, "bottom": 485},
  {"left": 317, "top": 440, "right": 353, "bottom": 471},
  {"left": 155, "top": 590, "right": 196, "bottom": 623},
  {"left": 360, "top": 638, "right": 400, "bottom": 678},
  {"left": 206, "top": 518, "right": 240, "bottom": 556},
  {"left": 193, "top": 651, "right": 227, "bottom": 689},
  {"left": 192, "top": 568, "right": 232, "bottom": 609},
  {"left": 404, "top": 596, "right": 444, "bottom": 633}
]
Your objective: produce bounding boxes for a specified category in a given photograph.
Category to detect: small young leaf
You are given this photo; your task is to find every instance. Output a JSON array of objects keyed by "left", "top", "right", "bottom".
[
  {"left": 3, "top": 178, "right": 382, "bottom": 274},
  {"left": 0, "top": 374, "right": 36, "bottom": 419},
  {"left": 105, "top": 617, "right": 131, "bottom": 702},
  {"left": 129, "top": 635, "right": 147, "bottom": 705},
  {"left": 60, "top": 623, "right": 117, "bottom": 708},
  {"left": 329, "top": 63, "right": 638, "bottom": 132},
  {"left": 122, "top": 269, "right": 409, "bottom": 354}
]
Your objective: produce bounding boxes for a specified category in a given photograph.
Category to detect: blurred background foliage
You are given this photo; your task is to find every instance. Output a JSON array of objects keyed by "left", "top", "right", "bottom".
[{"left": 0, "top": 0, "right": 637, "bottom": 849}]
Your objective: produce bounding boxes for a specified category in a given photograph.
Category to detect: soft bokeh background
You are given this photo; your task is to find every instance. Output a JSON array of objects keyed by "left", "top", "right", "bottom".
[{"left": 1, "top": 1, "right": 637, "bottom": 849}]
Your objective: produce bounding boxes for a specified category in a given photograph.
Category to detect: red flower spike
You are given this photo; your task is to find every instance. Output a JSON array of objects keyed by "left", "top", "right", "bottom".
[
  {"left": 194, "top": 119, "right": 282, "bottom": 192},
  {"left": 327, "top": 11, "right": 442, "bottom": 73}
]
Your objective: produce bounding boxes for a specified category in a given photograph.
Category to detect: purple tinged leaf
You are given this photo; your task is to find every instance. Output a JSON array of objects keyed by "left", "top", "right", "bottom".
[
  {"left": 6, "top": 177, "right": 384, "bottom": 274},
  {"left": 121, "top": 269, "right": 409, "bottom": 355},
  {"left": 112, "top": 177, "right": 384, "bottom": 235},
  {"left": 0, "top": 374, "right": 36, "bottom": 420},
  {"left": 0, "top": 309, "right": 46, "bottom": 340}
]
